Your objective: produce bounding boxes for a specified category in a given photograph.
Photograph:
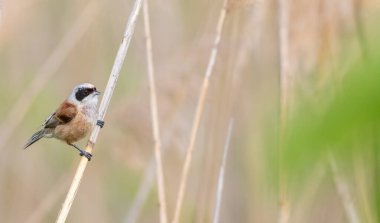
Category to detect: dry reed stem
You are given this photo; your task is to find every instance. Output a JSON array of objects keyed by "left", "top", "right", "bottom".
[
  {"left": 277, "top": 0, "right": 291, "bottom": 222},
  {"left": 0, "top": 2, "right": 98, "bottom": 151},
  {"left": 0, "top": 0, "right": 3, "bottom": 26},
  {"left": 292, "top": 163, "right": 326, "bottom": 221},
  {"left": 55, "top": 0, "right": 143, "bottom": 222},
  {"left": 142, "top": 0, "right": 168, "bottom": 222},
  {"left": 124, "top": 160, "right": 155, "bottom": 223},
  {"left": 124, "top": 129, "right": 177, "bottom": 223},
  {"left": 352, "top": 0, "right": 368, "bottom": 59},
  {"left": 123, "top": 114, "right": 183, "bottom": 222},
  {"left": 213, "top": 119, "right": 234, "bottom": 223},
  {"left": 353, "top": 153, "right": 374, "bottom": 222},
  {"left": 171, "top": 0, "right": 228, "bottom": 222},
  {"left": 329, "top": 153, "right": 360, "bottom": 223}
]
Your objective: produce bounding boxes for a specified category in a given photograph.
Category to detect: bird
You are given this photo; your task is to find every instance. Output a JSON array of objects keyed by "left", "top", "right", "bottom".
[{"left": 23, "top": 83, "right": 104, "bottom": 161}]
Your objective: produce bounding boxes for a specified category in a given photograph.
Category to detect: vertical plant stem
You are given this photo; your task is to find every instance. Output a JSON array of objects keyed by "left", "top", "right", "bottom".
[
  {"left": 171, "top": 1, "right": 228, "bottom": 222},
  {"left": 277, "top": 0, "right": 291, "bottom": 222},
  {"left": 143, "top": 1, "right": 168, "bottom": 222},
  {"left": 55, "top": 0, "right": 143, "bottom": 222},
  {"left": 213, "top": 119, "right": 234, "bottom": 223},
  {"left": 352, "top": 0, "right": 368, "bottom": 59},
  {"left": 328, "top": 153, "right": 360, "bottom": 223},
  {"left": 374, "top": 127, "right": 380, "bottom": 223},
  {"left": 124, "top": 160, "right": 156, "bottom": 223},
  {"left": 0, "top": 0, "right": 3, "bottom": 26},
  {"left": 123, "top": 111, "right": 183, "bottom": 222}
]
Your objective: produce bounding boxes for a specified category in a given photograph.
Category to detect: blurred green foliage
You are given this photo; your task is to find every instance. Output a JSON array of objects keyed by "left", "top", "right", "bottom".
[
  {"left": 284, "top": 58, "right": 380, "bottom": 170},
  {"left": 272, "top": 45, "right": 380, "bottom": 219}
]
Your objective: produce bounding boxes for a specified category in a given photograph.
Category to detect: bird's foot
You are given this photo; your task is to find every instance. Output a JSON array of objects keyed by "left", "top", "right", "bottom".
[
  {"left": 79, "top": 150, "right": 93, "bottom": 161},
  {"left": 96, "top": 120, "right": 105, "bottom": 128}
]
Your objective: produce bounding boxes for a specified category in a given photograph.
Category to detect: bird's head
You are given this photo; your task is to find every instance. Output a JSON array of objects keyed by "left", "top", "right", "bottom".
[{"left": 68, "top": 83, "right": 100, "bottom": 107}]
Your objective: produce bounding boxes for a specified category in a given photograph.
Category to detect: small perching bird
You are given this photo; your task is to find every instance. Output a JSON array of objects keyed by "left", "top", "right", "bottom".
[{"left": 23, "top": 83, "right": 104, "bottom": 161}]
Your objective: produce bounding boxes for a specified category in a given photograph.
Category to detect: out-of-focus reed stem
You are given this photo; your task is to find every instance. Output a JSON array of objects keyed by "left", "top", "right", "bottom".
[
  {"left": 55, "top": 0, "right": 143, "bottom": 222},
  {"left": 277, "top": 0, "right": 291, "bottom": 222},
  {"left": 124, "top": 159, "right": 155, "bottom": 223},
  {"left": 0, "top": 0, "right": 3, "bottom": 26},
  {"left": 171, "top": 0, "right": 228, "bottom": 222},
  {"left": 329, "top": 153, "right": 360, "bottom": 223},
  {"left": 213, "top": 119, "right": 234, "bottom": 223},
  {"left": 143, "top": 0, "right": 168, "bottom": 222}
]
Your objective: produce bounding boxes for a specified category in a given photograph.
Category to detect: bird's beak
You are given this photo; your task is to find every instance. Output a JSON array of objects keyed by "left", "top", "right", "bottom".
[{"left": 94, "top": 90, "right": 101, "bottom": 95}]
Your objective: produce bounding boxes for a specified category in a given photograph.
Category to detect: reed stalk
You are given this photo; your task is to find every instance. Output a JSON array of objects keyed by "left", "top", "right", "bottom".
[
  {"left": 55, "top": 0, "right": 143, "bottom": 222},
  {"left": 143, "top": 0, "right": 168, "bottom": 222},
  {"left": 171, "top": 0, "right": 228, "bottom": 222}
]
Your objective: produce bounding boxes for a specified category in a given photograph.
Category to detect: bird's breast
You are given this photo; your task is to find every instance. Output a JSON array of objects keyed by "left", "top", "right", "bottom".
[
  {"left": 54, "top": 111, "right": 93, "bottom": 144},
  {"left": 81, "top": 103, "right": 98, "bottom": 125}
]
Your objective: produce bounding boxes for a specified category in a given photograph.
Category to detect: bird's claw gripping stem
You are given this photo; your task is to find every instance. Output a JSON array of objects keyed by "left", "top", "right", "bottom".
[
  {"left": 79, "top": 150, "right": 93, "bottom": 161},
  {"left": 96, "top": 120, "right": 104, "bottom": 128}
]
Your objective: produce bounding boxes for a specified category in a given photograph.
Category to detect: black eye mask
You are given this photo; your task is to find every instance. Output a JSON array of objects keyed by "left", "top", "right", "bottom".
[{"left": 75, "top": 87, "right": 94, "bottom": 101}]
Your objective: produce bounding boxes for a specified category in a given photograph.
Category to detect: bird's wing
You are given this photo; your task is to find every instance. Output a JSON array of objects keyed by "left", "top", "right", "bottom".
[
  {"left": 54, "top": 101, "right": 78, "bottom": 124},
  {"left": 43, "top": 112, "right": 59, "bottom": 128},
  {"left": 43, "top": 101, "right": 78, "bottom": 129}
]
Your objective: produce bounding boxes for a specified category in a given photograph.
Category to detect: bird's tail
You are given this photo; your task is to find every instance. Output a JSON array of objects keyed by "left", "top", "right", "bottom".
[{"left": 23, "top": 129, "right": 47, "bottom": 149}]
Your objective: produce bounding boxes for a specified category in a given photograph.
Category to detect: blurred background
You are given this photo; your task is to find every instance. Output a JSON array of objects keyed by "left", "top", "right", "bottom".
[{"left": 0, "top": 0, "right": 379, "bottom": 222}]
